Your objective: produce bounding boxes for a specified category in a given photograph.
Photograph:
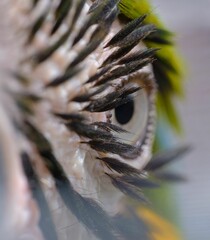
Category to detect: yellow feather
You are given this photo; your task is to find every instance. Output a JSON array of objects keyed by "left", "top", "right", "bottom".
[
  {"left": 139, "top": 207, "right": 182, "bottom": 240},
  {"left": 119, "top": 0, "right": 164, "bottom": 27}
]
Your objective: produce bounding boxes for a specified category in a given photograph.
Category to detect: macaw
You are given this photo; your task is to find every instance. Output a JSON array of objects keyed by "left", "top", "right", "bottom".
[{"left": 0, "top": 0, "right": 186, "bottom": 239}]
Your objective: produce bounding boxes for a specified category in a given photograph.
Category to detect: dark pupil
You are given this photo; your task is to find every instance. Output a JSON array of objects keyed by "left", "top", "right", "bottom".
[{"left": 114, "top": 98, "right": 134, "bottom": 125}]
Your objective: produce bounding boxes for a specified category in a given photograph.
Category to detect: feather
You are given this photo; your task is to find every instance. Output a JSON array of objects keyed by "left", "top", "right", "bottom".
[
  {"left": 107, "top": 174, "right": 149, "bottom": 203},
  {"left": 145, "top": 145, "right": 191, "bottom": 171},
  {"left": 97, "top": 156, "right": 141, "bottom": 175},
  {"left": 154, "top": 171, "right": 187, "bottom": 183},
  {"left": 84, "top": 85, "right": 140, "bottom": 112},
  {"left": 84, "top": 140, "right": 140, "bottom": 159},
  {"left": 51, "top": 0, "right": 73, "bottom": 35},
  {"left": 104, "top": 14, "right": 147, "bottom": 48},
  {"left": 113, "top": 209, "right": 149, "bottom": 240},
  {"left": 95, "top": 58, "right": 153, "bottom": 86},
  {"left": 66, "top": 121, "right": 117, "bottom": 141},
  {"left": 21, "top": 152, "right": 58, "bottom": 240},
  {"left": 91, "top": 122, "right": 128, "bottom": 133}
]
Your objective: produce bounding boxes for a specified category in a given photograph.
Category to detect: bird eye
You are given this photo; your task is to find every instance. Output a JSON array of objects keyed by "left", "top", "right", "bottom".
[
  {"left": 112, "top": 85, "right": 149, "bottom": 144},
  {"left": 114, "top": 95, "right": 135, "bottom": 125}
]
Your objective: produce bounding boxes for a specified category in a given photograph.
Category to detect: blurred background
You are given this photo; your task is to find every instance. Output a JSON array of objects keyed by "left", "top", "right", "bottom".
[{"left": 152, "top": 1, "right": 210, "bottom": 240}]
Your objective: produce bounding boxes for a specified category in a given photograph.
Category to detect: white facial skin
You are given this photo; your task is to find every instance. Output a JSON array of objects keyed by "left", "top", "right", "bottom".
[{"left": 0, "top": 1, "right": 156, "bottom": 239}]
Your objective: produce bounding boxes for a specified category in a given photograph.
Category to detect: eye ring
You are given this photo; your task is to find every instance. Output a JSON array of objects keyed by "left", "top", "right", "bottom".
[{"left": 111, "top": 73, "right": 157, "bottom": 162}]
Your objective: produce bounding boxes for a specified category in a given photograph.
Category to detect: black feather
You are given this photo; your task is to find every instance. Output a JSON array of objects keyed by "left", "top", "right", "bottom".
[
  {"left": 118, "top": 48, "right": 159, "bottom": 65},
  {"left": 72, "top": 0, "right": 119, "bottom": 46},
  {"left": 84, "top": 85, "right": 140, "bottom": 112},
  {"left": 72, "top": 85, "right": 108, "bottom": 103},
  {"left": 67, "top": 6, "right": 118, "bottom": 70},
  {"left": 145, "top": 28, "right": 173, "bottom": 45},
  {"left": 88, "top": 0, "right": 104, "bottom": 14},
  {"left": 154, "top": 171, "right": 187, "bottom": 183},
  {"left": 95, "top": 57, "right": 153, "bottom": 86},
  {"left": 97, "top": 157, "right": 141, "bottom": 175},
  {"left": 69, "top": 0, "right": 86, "bottom": 32},
  {"left": 32, "top": 0, "right": 40, "bottom": 8},
  {"left": 86, "top": 66, "right": 112, "bottom": 84},
  {"left": 66, "top": 121, "right": 117, "bottom": 141},
  {"left": 104, "top": 14, "right": 147, "bottom": 48},
  {"left": 31, "top": 0, "right": 85, "bottom": 64},
  {"left": 12, "top": 71, "right": 30, "bottom": 85},
  {"left": 27, "top": 9, "right": 48, "bottom": 44},
  {"left": 145, "top": 145, "right": 191, "bottom": 171},
  {"left": 46, "top": 67, "right": 81, "bottom": 88},
  {"left": 120, "top": 175, "right": 159, "bottom": 189},
  {"left": 109, "top": 24, "right": 156, "bottom": 48},
  {"left": 32, "top": 31, "right": 71, "bottom": 64},
  {"left": 51, "top": 0, "right": 72, "bottom": 35},
  {"left": 113, "top": 210, "right": 149, "bottom": 240},
  {"left": 84, "top": 140, "right": 140, "bottom": 159},
  {"left": 14, "top": 93, "right": 41, "bottom": 115},
  {"left": 53, "top": 112, "right": 87, "bottom": 121},
  {"left": 21, "top": 152, "right": 58, "bottom": 240},
  {"left": 91, "top": 122, "right": 128, "bottom": 133},
  {"left": 107, "top": 174, "right": 149, "bottom": 203},
  {"left": 100, "top": 41, "right": 140, "bottom": 68}
]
